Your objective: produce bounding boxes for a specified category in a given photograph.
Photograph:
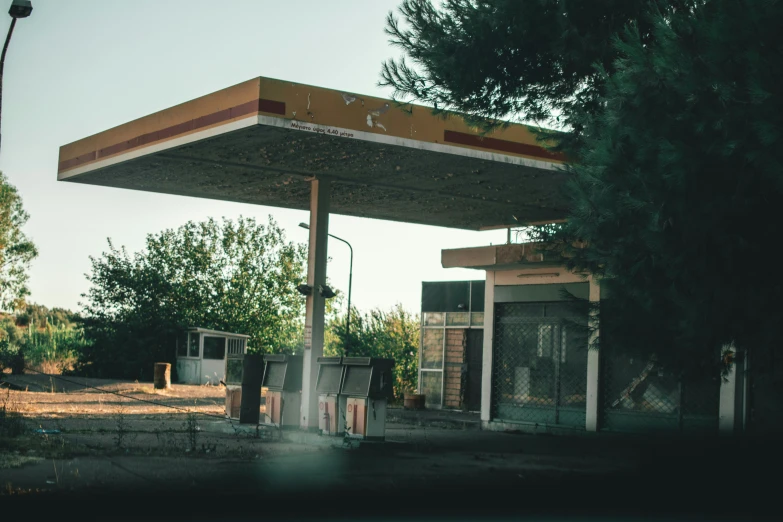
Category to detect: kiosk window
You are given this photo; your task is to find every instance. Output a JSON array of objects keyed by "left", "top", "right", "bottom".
[{"left": 203, "top": 337, "right": 226, "bottom": 360}]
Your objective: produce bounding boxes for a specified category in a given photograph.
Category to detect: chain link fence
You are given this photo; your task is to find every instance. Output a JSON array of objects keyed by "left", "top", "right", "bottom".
[
  {"left": 600, "top": 345, "right": 720, "bottom": 433},
  {"left": 492, "top": 302, "right": 589, "bottom": 428}
]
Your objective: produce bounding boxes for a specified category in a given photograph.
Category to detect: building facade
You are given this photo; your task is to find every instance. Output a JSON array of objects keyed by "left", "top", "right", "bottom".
[
  {"left": 419, "top": 281, "right": 485, "bottom": 410},
  {"left": 436, "top": 242, "right": 749, "bottom": 436}
]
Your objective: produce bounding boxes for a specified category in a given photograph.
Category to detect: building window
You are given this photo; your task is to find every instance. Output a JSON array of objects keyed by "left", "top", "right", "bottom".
[
  {"left": 424, "top": 312, "right": 445, "bottom": 326},
  {"left": 421, "top": 329, "right": 444, "bottom": 369},
  {"left": 420, "top": 371, "right": 443, "bottom": 408},
  {"left": 471, "top": 312, "right": 485, "bottom": 327},
  {"left": 228, "top": 338, "right": 245, "bottom": 356},
  {"left": 177, "top": 334, "right": 187, "bottom": 357},
  {"left": 537, "top": 324, "right": 554, "bottom": 358},
  {"left": 188, "top": 333, "right": 200, "bottom": 358},
  {"left": 446, "top": 312, "right": 470, "bottom": 327},
  {"left": 203, "top": 336, "right": 226, "bottom": 360}
]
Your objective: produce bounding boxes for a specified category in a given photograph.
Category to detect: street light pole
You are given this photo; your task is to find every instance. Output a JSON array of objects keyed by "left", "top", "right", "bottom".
[
  {"left": 299, "top": 223, "right": 353, "bottom": 355},
  {"left": 1, "top": 1, "right": 34, "bottom": 156},
  {"left": 331, "top": 234, "right": 352, "bottom": 355}
]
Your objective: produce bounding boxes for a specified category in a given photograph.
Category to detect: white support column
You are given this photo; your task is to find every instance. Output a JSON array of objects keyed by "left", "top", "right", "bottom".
[
  {"left": 300, "top": 179, "right": 330, "bottom": 431},
  {"left": 719, "top": 343, "right": 737, "bottom": 434},
  {"left": 585, "top": 276, "right": 601, "bottom": 432},
  {"left": 480, "top": 271, "right": 495, "bottom": 423}
]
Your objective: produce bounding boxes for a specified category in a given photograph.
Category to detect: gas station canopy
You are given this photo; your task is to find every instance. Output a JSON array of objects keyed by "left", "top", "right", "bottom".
[{"left": 58, "top": 76, "right": 568, "bottom": 230}]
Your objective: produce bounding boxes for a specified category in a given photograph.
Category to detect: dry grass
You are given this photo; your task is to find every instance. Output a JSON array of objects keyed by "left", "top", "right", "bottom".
[
  {"left": 1, "top": 387, "right": 26, "bottom": 437},
  {"left": 28, "top": 357, "right": 77, "bottom": 376},
  {"left": 0, "top": 453, "right": 42, "bottom": 470}
]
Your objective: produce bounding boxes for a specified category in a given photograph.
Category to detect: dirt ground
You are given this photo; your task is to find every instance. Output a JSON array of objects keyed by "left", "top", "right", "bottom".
[{"left": 0, "top": 374, "right": 285, "bottom": 459}]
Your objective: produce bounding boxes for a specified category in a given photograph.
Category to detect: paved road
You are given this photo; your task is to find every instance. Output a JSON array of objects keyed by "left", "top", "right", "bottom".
[{"left": 2, "top": 424, "right": 779, "bottom": 520}]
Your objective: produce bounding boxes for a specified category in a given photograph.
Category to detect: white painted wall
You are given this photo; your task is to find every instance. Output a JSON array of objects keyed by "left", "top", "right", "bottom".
[{"left": 201, "top": 358, "right": 225, "bottom": 386}]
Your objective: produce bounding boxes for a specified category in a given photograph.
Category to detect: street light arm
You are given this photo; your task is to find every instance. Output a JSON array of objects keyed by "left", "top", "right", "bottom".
[
  {"left": 327, "top": 233, "right": 352, "bottom": 256},
  {"left": 0, "top": 17, "right": 18, "bottom": 155},
  {"left": 299, "top": 223, "right": 354, "bottom": 355}
]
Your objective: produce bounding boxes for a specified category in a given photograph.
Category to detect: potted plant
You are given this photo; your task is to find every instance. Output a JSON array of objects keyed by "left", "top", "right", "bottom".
[{"left": 403, "top": 389, "right": 425, "bottom": 410}]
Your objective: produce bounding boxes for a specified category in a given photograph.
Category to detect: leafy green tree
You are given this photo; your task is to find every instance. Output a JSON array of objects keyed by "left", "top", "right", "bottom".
[
  {"left": 0, "top": 171, "right": 37, "bottom": 312},
  {"left": 0, "top": 314, "right": 24, "bottom": 373},
  {"left": 325, "top": 304, "right": 419, "bottom": 400},
  {"left": 381, "top": 0, "right": 783, "bottom": 379},
  {"left": 77, "top": 216, "right": 308, "bottom": 379},
  {"left": 15, "top": 303, "right": 80, "bottom": 329}
]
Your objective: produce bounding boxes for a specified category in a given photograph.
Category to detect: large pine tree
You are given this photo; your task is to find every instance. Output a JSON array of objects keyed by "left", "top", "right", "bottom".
[
  {"left": 381, "top": 0, "right": 691, "bottom": 155},
  {"left": 382, "top": 0, "right": 783, "bottom": 378}
]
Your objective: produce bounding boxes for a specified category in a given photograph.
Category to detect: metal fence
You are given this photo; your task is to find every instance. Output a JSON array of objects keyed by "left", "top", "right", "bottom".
[
  {"left": 600, "top": 346, "right": 720, "bottom": 433},
  {"left": 492, "top": 302, "right": 589, "bottom": 428}
]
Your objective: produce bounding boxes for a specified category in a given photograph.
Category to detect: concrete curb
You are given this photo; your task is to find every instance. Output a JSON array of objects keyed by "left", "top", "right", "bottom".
[
  {"left": 385, "top": 414, "right": 481, "bottom": 430},
  {"left": 198, "top": 419, "right": 404, "bottom": 450}
]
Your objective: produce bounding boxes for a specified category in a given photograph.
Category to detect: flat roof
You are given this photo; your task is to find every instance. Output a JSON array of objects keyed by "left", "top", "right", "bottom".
[
  {"left": 58, "top": 76, "right": 569, "bottom": 230},
  {"left": 186, "top": 327, "right": 250, "bottom": 339},
  {"left": 441, "top": 243, "right": 564, "bottom": 271}
]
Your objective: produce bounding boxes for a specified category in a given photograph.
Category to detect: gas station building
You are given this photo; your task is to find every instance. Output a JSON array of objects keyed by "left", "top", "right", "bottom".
[{"left": 58, "top": 76, "right": 750, "bottom": 437}]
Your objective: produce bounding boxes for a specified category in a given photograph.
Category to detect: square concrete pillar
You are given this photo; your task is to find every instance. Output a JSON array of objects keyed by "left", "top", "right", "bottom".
[
  {"left": 480, "top": 271, "right": 495, "bottom": 423},
  {"left": 301, "top": 179, "right": 330, "bottom": 431}
]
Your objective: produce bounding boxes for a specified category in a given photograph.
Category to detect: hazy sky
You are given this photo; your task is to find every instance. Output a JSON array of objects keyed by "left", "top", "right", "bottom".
[{"left": 0, "top": 0, "right": 505, "bottom": 316}]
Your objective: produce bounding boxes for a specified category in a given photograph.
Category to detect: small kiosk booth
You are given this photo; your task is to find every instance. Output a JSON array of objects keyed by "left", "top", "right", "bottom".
[{"left": 176, "top": 327, "right": 249, "bottom": 386}]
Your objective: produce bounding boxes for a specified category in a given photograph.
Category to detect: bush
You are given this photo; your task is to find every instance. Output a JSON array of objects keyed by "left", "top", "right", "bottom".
[
  {"left": 0, "top": 306, "right": 88, "bottom": 375},
  {"left": 325, "top": 305, "right": 419, "bottom": 401}
]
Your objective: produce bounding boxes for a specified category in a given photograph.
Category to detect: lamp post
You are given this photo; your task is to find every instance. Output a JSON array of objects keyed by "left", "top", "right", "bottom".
[
  {"left": 299, "top": 222, "right": 353, "bottom": 355},
  {"left": 0, "top": 0, "right": 33, "bottom": 155}
]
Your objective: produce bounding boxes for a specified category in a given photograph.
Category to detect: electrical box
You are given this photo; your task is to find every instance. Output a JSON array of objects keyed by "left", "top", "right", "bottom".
[
  {"left": 340, "top": 357, "right": 395, "bottom": 441},
  {"left": 223, "top": 340, "right": 246, "bottom": 420},
  {"left": 262, "top": 354, "right": 303, "bottom": 429},
  {"left": 316, "top": 357, "right": 346, "bottom": 436}
]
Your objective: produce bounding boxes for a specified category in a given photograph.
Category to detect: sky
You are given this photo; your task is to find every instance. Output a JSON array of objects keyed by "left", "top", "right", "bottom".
[{"left": 0, "top": 0, "right": 506, "bottom": 316}]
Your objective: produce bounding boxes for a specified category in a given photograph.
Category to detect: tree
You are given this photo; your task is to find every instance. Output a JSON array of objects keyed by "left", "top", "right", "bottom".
[
  {"left": 15, "top": 302, "right": 80, "bottom": 329},
  {"left": 0, "top": 171, "right": 37, "bottom": 312},
  {"left": 550, "top": 0, "right": 783, "bottom": 379},
  {"left": 77, "top": 216, "right": 308, "bottom": 379},
  {"left": 381, "top": 0, "right": 690, "bottom": 155},
  {"left": 380, "top": 0, "right": 783, "bottom": 378},
  {"left": 325, "top": 304, "right": 419, "bottom": 400},
  {"left": 0, "top": 313, "right": 24, "bottom": 373}
]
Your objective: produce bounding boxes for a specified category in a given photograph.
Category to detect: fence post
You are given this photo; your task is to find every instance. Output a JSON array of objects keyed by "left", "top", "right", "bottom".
[
  {"left": 585, "top": 277, "right": 601, "bottom": 432},
  {"left": 153, "top": 362, "right": 171, "bottom": 390}
]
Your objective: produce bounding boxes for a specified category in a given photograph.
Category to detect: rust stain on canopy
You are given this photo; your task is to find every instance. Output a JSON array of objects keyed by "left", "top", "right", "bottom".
[{"left": 58, "top": 76, "right": 569, "bottom": 230}]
